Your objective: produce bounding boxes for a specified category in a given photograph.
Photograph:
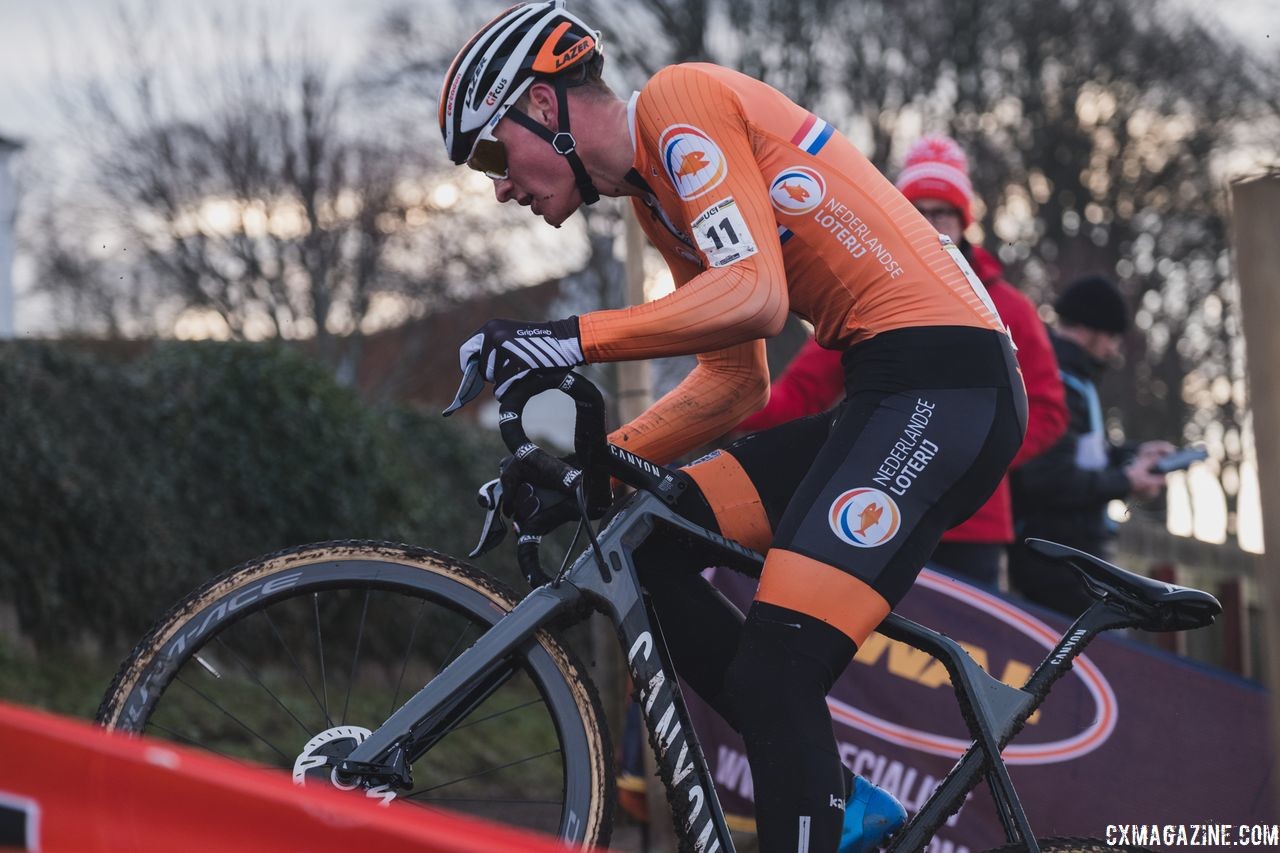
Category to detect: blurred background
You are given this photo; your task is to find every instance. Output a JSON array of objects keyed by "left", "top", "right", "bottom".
[{"left": 0, "top": 0, "right": 1277, "bottom": 808}]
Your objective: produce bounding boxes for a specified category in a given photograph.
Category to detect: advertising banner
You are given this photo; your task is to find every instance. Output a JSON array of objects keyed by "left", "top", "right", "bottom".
[{"left": 686, "top": 567, "right": 1274, "bottom": 851}]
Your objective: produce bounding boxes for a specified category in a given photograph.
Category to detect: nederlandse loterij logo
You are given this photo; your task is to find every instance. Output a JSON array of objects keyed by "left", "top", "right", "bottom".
[
  {"left": 659, "top": 124, "right": 728, "bottom": 201},
  {"left": 829, "top": 487, "right": 901, "bottom": 548},
  {"left": 769, "top": 165, "right": 826, "bottom": 215}
]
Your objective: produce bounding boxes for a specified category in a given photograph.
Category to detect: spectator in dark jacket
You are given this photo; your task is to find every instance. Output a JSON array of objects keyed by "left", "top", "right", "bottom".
[
  {"left": 738, "top": 135, "right": 1069, "bottom": 588},
  {"left": 1009, "top": 275, "right": 1173, "bottom": 615}
]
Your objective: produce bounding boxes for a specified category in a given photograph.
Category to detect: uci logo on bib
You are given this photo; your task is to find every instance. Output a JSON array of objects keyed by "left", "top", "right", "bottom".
[
  {"left": 829, "top": 487, "right": 901, "bottom": 548},
  {"left": 769, "top": 166, "right": 826, "bottom": 215}
]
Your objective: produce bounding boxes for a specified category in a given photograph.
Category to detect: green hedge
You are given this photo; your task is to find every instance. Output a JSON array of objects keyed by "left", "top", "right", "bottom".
[{"left": 0, "top": 341, "right": 511, "bottom": 647}]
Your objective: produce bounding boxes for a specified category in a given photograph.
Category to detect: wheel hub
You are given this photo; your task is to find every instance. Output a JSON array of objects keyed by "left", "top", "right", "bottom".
[{"left": 292, "top": 725, "right": 397, "bottom": 806}]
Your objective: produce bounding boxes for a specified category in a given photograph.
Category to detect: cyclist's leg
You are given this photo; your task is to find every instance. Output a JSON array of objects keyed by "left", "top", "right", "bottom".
[
  {"left": 634, "top": 410, "right": 835, "bottom": 716},
  {"left": 720, "top": 374, "right": 1024, "bottom": 852}
]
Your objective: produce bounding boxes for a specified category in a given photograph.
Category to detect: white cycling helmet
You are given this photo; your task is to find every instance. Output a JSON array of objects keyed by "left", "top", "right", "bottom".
[{"left": 439, "top": 1, "right": 605, "bottom": 202}]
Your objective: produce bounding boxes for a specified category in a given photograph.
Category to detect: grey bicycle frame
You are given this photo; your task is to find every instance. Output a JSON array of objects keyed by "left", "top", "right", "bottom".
[{"left": 342, "top": 484, "right": 1141, "bottom": 853}]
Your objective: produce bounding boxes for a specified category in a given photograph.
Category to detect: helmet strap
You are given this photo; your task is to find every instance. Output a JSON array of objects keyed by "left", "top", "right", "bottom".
[{"left": 506, "top": 77, "right": 601, "bottom": 206}]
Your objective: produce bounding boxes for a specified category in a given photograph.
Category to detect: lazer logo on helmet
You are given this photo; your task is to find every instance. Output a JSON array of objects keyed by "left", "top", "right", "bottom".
[
  {"left": 553, "top": 35, "right": 595, "bottom": 70},
  {"left": 532, "top": 22, "right": 597, "bottom": 74},
  {"left": 829, "top": 488, "right": 901, "bottom": 548}
]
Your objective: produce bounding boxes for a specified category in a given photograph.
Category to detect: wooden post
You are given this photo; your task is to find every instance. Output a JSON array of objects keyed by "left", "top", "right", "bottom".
[{"left": 1229, "top": 171, "right": 1280, "bottom": 816}]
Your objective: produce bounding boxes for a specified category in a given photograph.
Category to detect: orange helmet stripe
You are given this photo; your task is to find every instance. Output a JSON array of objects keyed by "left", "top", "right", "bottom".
[{"left": 531, "top": 21, "right": 597, "bottom": 75}]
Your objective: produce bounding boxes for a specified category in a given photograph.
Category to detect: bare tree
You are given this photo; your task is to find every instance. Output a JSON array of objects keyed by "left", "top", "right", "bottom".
[{"left": 26, "top": 3, "right": 512, "bottom": 379}]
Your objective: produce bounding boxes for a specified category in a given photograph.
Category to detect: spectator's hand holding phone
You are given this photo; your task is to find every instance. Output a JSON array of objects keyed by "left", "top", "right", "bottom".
[{"left": 1125, "top": 455, "right": 1167, "bottom": 500}]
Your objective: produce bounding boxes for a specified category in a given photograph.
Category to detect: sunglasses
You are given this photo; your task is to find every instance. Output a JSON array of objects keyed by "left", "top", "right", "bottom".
[
  {"left": 464, "top": 78, "right": 535, "bottom": 181},
  {"left": 468, "top": 125, "right": 509, "bottom": 180}
]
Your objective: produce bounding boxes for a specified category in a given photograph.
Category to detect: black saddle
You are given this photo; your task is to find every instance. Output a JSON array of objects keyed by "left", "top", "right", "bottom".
[{"left": 1025, "top": 539, "right": 1221, "bottom": 631}]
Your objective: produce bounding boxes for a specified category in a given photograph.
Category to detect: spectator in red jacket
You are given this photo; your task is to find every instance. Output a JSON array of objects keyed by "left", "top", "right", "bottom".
[{"left": 738, "top": 135, "right": 1068, "bottom": 587}]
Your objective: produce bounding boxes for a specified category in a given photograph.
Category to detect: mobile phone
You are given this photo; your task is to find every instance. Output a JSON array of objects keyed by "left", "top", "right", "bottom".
[{"left": 1151, "top": 446, "right": 1208, "bottom": 474}]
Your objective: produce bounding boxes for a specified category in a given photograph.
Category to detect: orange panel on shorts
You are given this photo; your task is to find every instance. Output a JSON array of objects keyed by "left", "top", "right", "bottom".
[
  {"left": 682, "top": 451, "right": 772, "bottom": 554},
  {"left": 755, "top": 548, "right": 890, "bottom": 645}
]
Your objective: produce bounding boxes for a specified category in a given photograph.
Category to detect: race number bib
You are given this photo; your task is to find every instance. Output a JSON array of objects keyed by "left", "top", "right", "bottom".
[{"left": 692, "top": 197, "right": 758, "bottom": 269}]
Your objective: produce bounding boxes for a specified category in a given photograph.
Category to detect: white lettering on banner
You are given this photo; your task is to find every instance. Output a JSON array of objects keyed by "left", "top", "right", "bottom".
[
  {"left": 714, "top": 744, "right": 754, "bottom": 800},
  {"left": 814, "top": 198, "right": 905, "bottom": 279},
  {"left": 712, "top": 741, "right": 971, "bottom": 852}
]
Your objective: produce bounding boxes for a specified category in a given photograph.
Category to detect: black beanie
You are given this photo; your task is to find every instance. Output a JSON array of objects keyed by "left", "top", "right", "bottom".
[{"left": 1054, "top": 275, "right": 1129, "bottom": 334}]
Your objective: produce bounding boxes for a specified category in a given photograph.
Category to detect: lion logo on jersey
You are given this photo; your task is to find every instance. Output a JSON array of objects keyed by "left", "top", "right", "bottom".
[
  {"left": 659, "top": 124, "right": 728, "bottom": 201},
  {"left": 829, "top": 487, "right": 901, "bottom": 548},
  {"left": 769, "top": 166, "right": 826, "bottom": 216}
]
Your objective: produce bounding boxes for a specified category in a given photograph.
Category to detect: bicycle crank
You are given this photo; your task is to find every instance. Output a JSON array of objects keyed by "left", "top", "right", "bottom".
[{"left": 292, "top": 725, "right": 397, "bottom": 806}]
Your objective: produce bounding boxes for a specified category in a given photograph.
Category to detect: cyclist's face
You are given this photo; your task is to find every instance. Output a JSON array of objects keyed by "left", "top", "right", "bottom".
[{"left": 488, "top": 106, "right": 582, "bottom": 228}]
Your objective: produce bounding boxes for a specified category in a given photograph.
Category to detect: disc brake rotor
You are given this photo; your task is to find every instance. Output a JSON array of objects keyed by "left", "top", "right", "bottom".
[{"left": 292, "top": 725, "right": 397, "bottom": 806}]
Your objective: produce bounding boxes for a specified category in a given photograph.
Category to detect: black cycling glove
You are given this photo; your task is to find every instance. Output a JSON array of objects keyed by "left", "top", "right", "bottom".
[{"left": 457, "top": 317, "right": 584, "bottom": 398}]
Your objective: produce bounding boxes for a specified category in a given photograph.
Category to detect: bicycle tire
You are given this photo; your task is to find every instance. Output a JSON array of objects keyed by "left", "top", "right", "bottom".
[
  {"left": 97, "top": 540, "right": 615, "bottom": 847},
  {"left": 986, "top": 837, "right": 1156, "bottom": 853}
]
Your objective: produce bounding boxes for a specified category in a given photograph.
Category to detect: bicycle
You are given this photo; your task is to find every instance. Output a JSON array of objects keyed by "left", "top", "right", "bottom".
[{"left": 98, "top": 367, "right": 1222, "bottom": 852}]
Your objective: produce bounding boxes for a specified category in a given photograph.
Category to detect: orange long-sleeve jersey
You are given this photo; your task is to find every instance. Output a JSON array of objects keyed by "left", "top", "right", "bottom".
[{"left": 581, "top": 63, "right": 1005, "bottom": 464}]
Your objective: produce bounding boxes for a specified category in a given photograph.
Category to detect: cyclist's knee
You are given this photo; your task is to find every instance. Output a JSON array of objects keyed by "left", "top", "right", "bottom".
[{"left": 719, "top": 602, "right": 856, "bottom": 737}]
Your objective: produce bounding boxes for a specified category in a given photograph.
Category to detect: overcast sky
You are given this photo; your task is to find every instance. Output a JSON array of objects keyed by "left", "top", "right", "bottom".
[
  {"left": 1, "top": 0, "right": 1275, "bottom": 146},
  {"left": 0, "top": 0, "right": 404, "bottom": 143}
]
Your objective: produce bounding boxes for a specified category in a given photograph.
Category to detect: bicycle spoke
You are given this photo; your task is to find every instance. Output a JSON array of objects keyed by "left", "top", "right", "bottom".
[
  {"left": 314, "top": 593, "right": 329, "bottom": 727},
  {"left": 260, "top": 608, "right": 332, "bottom": 729},
  {"left": 389, "top": 597, "right": 430, "bottom": 718},
  {"left": 405, "top": 748, "right": 562, "bottom": 799},
  {"left": 213, "top": 635, "right": 312, "bottom": 737},
  {"left": 147, "top": 720, "right": 237, "bottom": 761},
  {"left": 438, "top": 619, "right": 474, "bottom": 672},
  {"left": 174, "top": 675, "right": 291, "bottom": 763},
  {"left": 448, "top": 698, "right": 543, "bottom": 733},
  {"left": 341, "top": 589, "right": 371, "bottom": 726}
]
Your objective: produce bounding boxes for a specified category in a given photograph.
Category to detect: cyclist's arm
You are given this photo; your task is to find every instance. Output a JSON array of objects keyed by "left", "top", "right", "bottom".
[
  {"left": 579, "top": 66, "right": 789, "bottom": 362},
  {"left": 609, "top": 339, "right": 769, "bottom": 464},
  {"left": 736, "top": 337, "right": 844, "bottom": 433}
]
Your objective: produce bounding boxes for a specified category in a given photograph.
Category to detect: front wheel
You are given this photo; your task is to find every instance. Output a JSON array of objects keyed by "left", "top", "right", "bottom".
[
  {"left": 97, "top": 541, "right": 614, "bottom": 847},
  {"left": 986, "top": 838, "right": 1156, "bottom": 853}
]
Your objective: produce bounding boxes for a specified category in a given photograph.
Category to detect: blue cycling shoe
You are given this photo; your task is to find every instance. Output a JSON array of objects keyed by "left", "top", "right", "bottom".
[{"left": 838, "top": 776, "right": 907, "bottom": 853}]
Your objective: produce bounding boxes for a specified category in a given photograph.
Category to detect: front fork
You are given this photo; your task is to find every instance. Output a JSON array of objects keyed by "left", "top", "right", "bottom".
[{"left": 339, "top": 582, "right": 584, "bottom": 785}]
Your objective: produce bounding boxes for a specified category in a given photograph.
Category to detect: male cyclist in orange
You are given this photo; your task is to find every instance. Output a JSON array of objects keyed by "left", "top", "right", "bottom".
[{"left": 440, "top": 4, "right": 1026, "bottom": 851}]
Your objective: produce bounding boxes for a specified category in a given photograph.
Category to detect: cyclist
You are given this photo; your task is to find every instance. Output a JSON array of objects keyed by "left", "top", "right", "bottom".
[
  {"left": 440, "top": 3, "right": 1026, "bottom": 851},
  {"left": 733, "top": 134, "right": 1068, "bottom": 589}
]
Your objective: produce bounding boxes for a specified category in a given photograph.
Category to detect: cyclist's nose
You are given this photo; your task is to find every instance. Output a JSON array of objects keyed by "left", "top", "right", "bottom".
[{"left": 493, "top": 178, "right": 516, "bottom": 203}]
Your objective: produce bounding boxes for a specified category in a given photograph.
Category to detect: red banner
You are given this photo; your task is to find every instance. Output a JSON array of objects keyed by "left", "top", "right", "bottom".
[
  {"left": 0, "top": 701, "right": 578, "bottom": 852},
  {"left": 687, "top": 567, "right": 1274, "bottom": 851}
]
